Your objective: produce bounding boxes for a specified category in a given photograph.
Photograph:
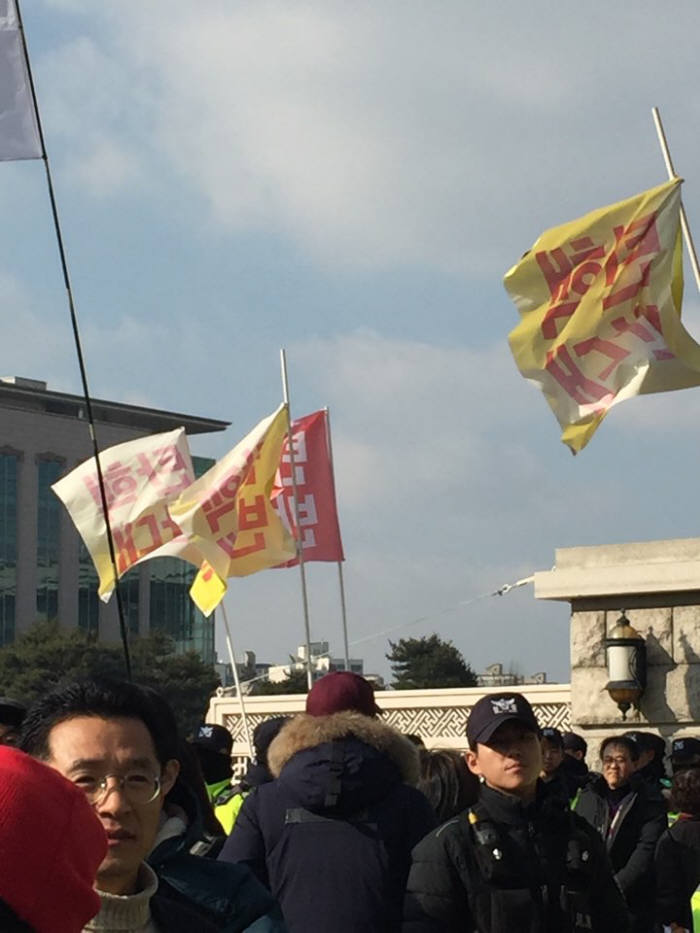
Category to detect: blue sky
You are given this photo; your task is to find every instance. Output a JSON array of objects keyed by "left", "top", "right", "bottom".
[{"left": 4, "top": 1, "right": 700, "bottom": 682}]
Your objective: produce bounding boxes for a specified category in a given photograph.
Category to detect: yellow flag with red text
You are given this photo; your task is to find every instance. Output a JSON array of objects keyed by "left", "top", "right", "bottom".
[
  {"left": 505, "top": 178, "right": 700, "bottom": 452},
  {"left": 168, "top": 405, "right": 297, "bottom": 615}
]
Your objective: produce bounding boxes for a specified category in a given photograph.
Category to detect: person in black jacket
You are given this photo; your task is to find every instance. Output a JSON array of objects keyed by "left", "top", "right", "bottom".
[
  {"left": 573, "top": 734, "right": 667, "bottom": 933},
  {"left": 220, "top": 671, "right": 436, "bottom": 933},
  {"left": 20, "top": 678, "right": 285, "bottom": 933},
  {"left": 655, "top": 767, "right": 700, "bottom": 931},
  {"left": 403, "top": 693, "right": 630, "bottom": 933}
]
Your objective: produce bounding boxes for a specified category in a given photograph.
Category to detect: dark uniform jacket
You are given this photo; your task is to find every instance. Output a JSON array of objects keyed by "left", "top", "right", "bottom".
[
  {"left": 573, "top": 773, "right": 666, "bottom": 932},
  {"left": 654, "top": 814, "right": 700, "bottom": 930},
  {"left": 149, "top": 786, "right": 287, "bottom": 932},
  {"left": 403, "top": 782, "right": 631, "bottom": 933},
  {"left": 219, "top": 710, "right": 436, "bottom": 933}
]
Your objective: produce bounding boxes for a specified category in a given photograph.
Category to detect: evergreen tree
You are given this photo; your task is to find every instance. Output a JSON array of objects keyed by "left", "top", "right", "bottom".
[
  {"left": 0, "top": 621, "right": 220, "bottom": 737},
  {"left": 386, "top": 633, "right": 477, "bottom": 689}
]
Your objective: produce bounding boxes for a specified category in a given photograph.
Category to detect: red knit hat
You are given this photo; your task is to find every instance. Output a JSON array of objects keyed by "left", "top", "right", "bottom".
[
  {"left": 305, "top": 671, "right": 381, "bottom": 717},
  {"left": 0, "top": 746, "right": 107, "bottom": 932}
]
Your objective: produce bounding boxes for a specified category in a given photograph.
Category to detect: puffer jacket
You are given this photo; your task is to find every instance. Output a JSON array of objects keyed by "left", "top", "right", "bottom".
[
  {"left": 149, "top": 787, "right": 287, "bottom": 932},
  {"left": 403, "top": 781, "right": 631, "bottom": 933},
  {"left": 654, "top": 814, "right": 700, "bottom": 929},
  {"left": 219, "top": 711, "right": 437, "bottom": 933}
]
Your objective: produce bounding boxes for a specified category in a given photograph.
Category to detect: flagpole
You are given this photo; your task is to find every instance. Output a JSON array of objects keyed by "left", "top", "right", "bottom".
[
  {"left": 220, "top": 603, "right": 254, "bottom": 758},
  {"left": 652, "top": 107, "right": 700, "bottom": 293},
  {"left": 323, "top": 407, "right": 350, "bottom": 671},
  {"left": 15, "top": 0, "right": 131, "bottom": 678},
  {"left": 279, "top": 349, "right": 314, "bottom": 690}
]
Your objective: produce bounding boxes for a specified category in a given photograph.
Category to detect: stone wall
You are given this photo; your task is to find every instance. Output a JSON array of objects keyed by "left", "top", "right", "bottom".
[{"left": 535, "top": 538, "right": 700, "bottom": 762}]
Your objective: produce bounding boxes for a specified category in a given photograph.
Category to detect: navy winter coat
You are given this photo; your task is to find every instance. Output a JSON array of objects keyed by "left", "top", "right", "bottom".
[
  {"left": 149, "top": 785, "right": 287, "bottom": 932},
  {"left": 219, "top": 710, "right": 437, "bottom": 933}
]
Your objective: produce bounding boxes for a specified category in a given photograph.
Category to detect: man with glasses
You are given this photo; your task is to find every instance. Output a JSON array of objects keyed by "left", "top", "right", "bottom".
[
  {"left": 20, "top": 679, "right": 285, "bottom": 932},
  {"left": 573, "top": 735, "right": 666, "bottom": 933}
]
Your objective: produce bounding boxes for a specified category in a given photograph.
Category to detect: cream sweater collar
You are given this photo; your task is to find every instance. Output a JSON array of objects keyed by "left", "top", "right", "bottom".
[{"left": 83, "top": 862, "right": 159, "bottom": 932}]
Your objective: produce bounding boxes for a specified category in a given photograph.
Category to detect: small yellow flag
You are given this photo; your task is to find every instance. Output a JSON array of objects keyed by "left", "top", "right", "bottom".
[{"left": 505, "top": 178, "right": 700, "bottom": 452}]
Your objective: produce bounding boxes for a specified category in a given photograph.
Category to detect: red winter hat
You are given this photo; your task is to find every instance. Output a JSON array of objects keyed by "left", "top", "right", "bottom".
[
  {"left": 306, "top": 671, "right": 381, "bottom": 718},
  {"left": 0, "top": 746, "right": 107, "bottom": 932}
]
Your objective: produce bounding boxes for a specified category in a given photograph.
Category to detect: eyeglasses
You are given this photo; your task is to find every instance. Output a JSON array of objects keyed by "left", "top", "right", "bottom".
[
  {"left": 602, "top": 756, "right": 630, "bottom": 767},
  {"left": 72, "top": 772, "right": 162, "bottom": 806}
]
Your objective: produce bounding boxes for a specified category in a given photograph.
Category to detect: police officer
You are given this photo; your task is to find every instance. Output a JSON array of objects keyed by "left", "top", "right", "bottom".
[
  {"left": 191, "top": 722, "right": 238, "bottom": 833},
  {"left": 403, "top": 692, "right": 631, "bottom": 932},
  {"left": 669, "top": 735, "right": 700, "bottom": 775}
]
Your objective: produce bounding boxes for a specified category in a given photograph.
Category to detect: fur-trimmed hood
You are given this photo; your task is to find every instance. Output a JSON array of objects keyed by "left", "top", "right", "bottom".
[{"left": 266, "top": 711, "right": 420, "bottom": 814}]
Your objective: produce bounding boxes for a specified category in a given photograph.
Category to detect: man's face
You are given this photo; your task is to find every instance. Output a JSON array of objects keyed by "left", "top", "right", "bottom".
[
  {"left": 466, "top": 721, "right": 542, "bottom": 799},
  {"left": 541, "top": 739, "right": 564, "bottom": 776},
  {"left": 602, "top": 743, "right": 635, "bottom": 789},
  {"left": 46, "top": 716, "right": 178, "bottom": 895}
]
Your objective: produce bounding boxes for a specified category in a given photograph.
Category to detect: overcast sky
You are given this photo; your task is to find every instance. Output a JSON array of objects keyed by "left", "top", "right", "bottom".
[{"left": 5, "top": 1, "right": 700, "bottom": 683}]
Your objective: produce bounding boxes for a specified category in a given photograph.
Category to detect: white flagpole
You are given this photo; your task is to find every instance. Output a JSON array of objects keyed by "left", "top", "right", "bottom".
[
  {"left": 220, "top": 602, "right": 254, "bottom": 758},
  {"left": 279, "top": 349, "right": 314, "bottom": 690},
  {"left": 323, "top": 407, "right": 350, "bottom": 671},
  {"left": 652, "top": 106, "right": 700, "bottom": 293}
]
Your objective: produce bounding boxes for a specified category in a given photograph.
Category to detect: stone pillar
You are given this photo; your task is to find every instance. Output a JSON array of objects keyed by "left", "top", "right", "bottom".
[{"left": 535, "top": 538, "right": 700, "bottom": 762}]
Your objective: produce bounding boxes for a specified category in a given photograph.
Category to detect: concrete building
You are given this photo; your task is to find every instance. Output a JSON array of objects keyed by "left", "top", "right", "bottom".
[
  {"left": 267, "top": 640, "right": 365, "bottom": 683},
  {"left": 0, "top": 376, "right": 228, "bottom": 662},
  {"left": 476, "top": 662, "right": 548, "bottom": 687}
]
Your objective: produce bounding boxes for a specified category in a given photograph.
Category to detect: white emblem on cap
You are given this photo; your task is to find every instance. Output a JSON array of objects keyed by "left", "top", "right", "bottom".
[
  {"left": 491, "top": 698, "right": 518, "bottom": 715},
  {"left": 199, "top": 725, "right": 214, "bottom": 739}
]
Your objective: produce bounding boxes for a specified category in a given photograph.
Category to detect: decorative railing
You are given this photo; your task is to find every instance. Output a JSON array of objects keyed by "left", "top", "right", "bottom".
[{"left": 207, "top": 684, "right": 572, "bottom": 778}]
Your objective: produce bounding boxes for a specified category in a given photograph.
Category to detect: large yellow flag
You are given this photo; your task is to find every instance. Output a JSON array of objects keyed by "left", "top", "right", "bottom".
[
  {"left": 169, "top": 405, "right": 297, "bottom": 615},
  {"left": 505, "top": 178, "right": 700, "bottom": 452}
]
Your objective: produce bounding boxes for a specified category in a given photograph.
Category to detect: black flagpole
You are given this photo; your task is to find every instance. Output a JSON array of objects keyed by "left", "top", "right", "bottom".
[{"left": 14, "top": 0, "right": 132, "bottom": 679}]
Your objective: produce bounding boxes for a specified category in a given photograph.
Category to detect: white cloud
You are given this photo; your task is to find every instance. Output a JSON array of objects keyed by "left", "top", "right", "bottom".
[{"left": 34, "top": 1, "right": 700, "bottom": 273}]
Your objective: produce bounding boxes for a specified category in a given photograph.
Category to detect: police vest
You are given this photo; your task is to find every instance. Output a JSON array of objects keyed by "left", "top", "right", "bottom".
[{"left": 463, "top": 801, "right": 596, "bottom": 933}]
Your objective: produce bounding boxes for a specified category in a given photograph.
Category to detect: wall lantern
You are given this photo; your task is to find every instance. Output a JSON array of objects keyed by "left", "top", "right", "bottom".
[{"left": 604, "top": 610, "right": 646, "bottom": 720}]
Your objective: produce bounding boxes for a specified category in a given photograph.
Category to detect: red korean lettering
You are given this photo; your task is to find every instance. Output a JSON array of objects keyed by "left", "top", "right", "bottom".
[
  {"left": 573, "top": 336, "right": 630, "bottom": 381},
  {"left": 216, "top": 531, "right": 266, "bottom": 559},
  {"left": 238, "top": 495, "right": 268, "bottom": 531},
  {"left": 602, "top": 259, "right": 652, "bottom": 311},
  {"left": 545, "top": 345, "right": 611, "bottom": 405},
  {"left": 112, "top": 524, "right": 138, "bottom": 575}
]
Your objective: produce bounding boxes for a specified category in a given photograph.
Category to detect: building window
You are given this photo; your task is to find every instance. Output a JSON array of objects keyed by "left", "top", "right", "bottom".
[
  {"left": 149, "top": 557, "right": 214, "bottom": 665},
  {"left": 0, "top": 453, "right": 18, "bottom": 645},
  {"left": 36, "top": 458, "right": 62, "bottom": 622},
  {"left": 78, "top": 540, "right": 100, "bottom": 637},
  {"left": 121, "top": 568, "right": 141, "bottom": 636}
]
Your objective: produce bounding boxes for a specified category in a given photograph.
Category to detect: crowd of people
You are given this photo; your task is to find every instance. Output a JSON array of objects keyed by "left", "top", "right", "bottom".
[{"left": 0, "top": 676, "right": 698, "bottom": 932}]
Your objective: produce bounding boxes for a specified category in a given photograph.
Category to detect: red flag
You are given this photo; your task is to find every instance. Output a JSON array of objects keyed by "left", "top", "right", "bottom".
[{"left": 272, "top": 410, "right": 344, "bottom": 566}]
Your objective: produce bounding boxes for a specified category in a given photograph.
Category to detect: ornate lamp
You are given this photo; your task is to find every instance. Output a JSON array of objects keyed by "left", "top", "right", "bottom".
[{"left": 604, "top": 610, "right": 646, "bottom": 720}]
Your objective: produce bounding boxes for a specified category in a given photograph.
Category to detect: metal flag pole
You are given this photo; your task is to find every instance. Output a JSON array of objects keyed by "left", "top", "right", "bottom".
[
  {"left": 220, "top": 602, "right": 254, "bottom": 758},
  {"left": 652, "top": 106, "right": 700, "bottom": 293},
  {"left": 15, "top": 0, "right": 132, "bottom": 677},
  {"left": 323, "top": 407, "right": 350, "bottom": 671},
  {"left": 279, "top": 349, "right": 314, "bottom": 689}
]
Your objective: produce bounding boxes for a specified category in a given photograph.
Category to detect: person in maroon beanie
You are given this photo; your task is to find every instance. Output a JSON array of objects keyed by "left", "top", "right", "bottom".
[
  {"left": 220, "top": 670, "right": 436, "bottom": 933},
  {"left": 0, "top": 744, "right": 107, "bottom": 932}
]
